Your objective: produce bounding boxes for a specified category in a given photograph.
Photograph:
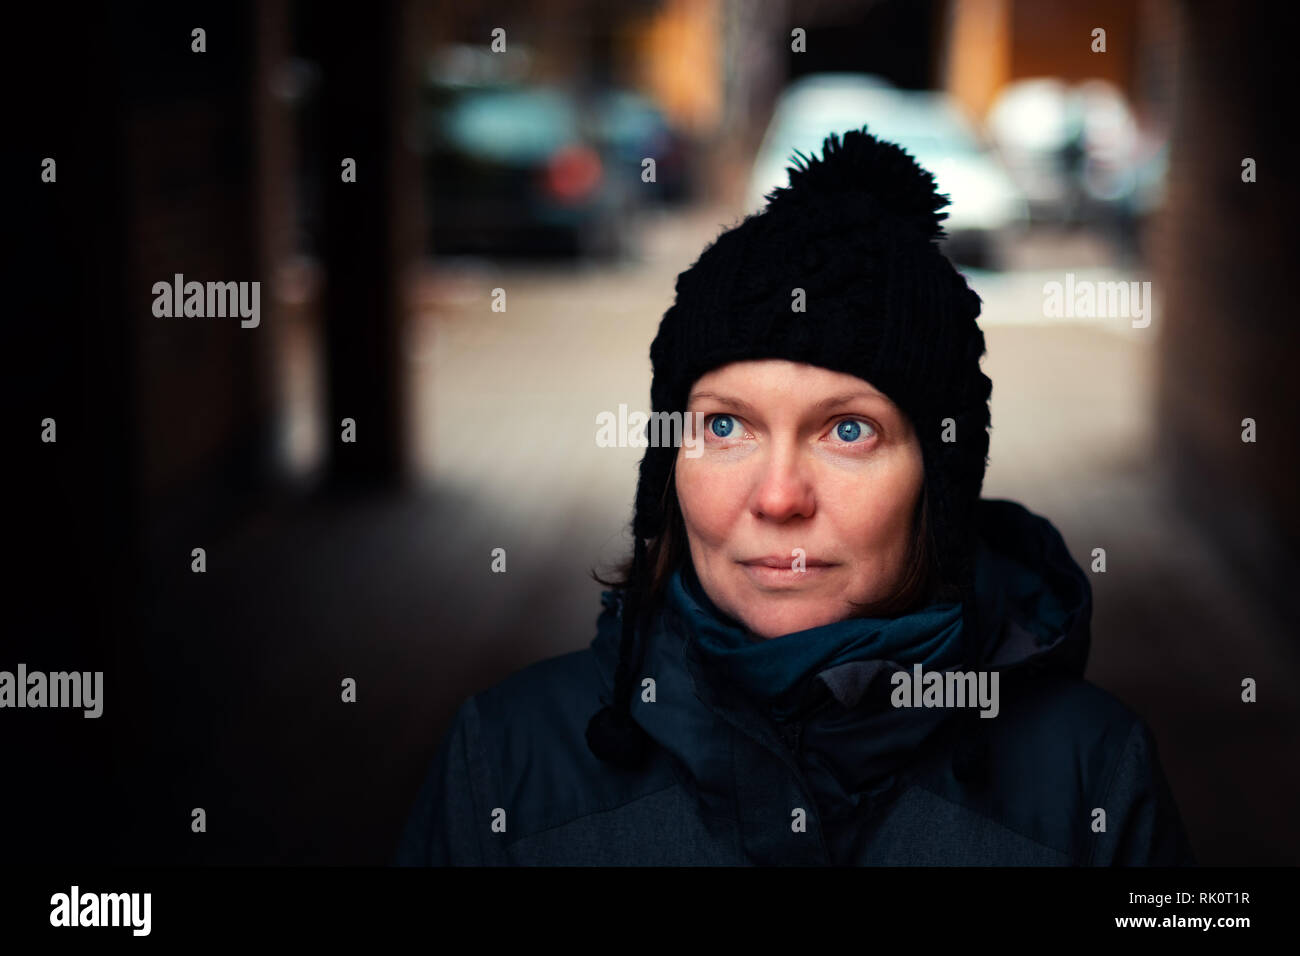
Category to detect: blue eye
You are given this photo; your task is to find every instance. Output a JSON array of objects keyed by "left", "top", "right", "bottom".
[
  {"left": 835, "top": 419, "right": 873, "bottom": 442},
  {"left": 709, "top": 414, "right": 736, "bottom": 438}
]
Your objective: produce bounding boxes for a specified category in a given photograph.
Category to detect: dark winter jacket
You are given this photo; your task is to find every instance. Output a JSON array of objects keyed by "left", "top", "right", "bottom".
[{"left": 395, "top": 499, "right": 1195, "bottom": 865}]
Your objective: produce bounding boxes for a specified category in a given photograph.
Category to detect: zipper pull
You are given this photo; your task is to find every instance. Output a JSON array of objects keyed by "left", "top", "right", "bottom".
[{"left": 779, "top": 719, "right": 804, "bottom": 754}]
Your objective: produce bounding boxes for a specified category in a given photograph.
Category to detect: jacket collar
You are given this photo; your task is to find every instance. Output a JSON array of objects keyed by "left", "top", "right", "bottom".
[{"left": 669, "top": 558, "right": 967, "bottom": 718}]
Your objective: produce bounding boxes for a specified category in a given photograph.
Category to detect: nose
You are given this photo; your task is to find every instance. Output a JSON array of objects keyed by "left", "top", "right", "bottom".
[{"left": 750, "top": 441, "right": 815, "bottom": 522}]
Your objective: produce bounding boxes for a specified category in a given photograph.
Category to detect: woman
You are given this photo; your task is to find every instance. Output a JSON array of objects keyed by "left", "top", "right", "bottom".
[{"left": 395, "top": 128, "right": 1195, "bottom": 866}]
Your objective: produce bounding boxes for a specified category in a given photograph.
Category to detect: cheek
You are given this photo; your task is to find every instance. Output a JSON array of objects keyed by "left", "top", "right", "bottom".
[
  {"left": 675, "top": 456, "right": 744, "bottom": 547},
  {"left": 829, "top": 461, "right": 922, "bottom": 559}
]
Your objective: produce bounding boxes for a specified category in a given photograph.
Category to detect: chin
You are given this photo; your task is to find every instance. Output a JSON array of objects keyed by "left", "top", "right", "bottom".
[{"left": 737, "top": 596, "right": 849, "bottom": 640}]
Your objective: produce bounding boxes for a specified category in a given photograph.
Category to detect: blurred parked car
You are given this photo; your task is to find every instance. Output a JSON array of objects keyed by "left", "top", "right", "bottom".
[
  {"left": 419, "top": 77, "right": 635, "bottom": 259},
  {"left": 590, "top": 88, "right": 695, "bottom": 206},
  {"left": 748, "top": 74, "right": 1027, "bottom": 269},
  {"left": 987, "top": 77, "right": 1164, "bottom": 227},
  {"left": 985, "top": 78, "right": 1076, "bottom": 223}
]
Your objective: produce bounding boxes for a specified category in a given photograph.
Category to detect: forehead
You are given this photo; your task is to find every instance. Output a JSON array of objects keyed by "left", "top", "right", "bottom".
[{"left": 687, "top": 359, "right": 892, "bottom": 405}]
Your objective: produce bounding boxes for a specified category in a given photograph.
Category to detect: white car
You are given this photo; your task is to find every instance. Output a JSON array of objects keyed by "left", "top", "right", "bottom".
[
  {"left": 987, "top": 77, "right": 1162, "bottom": 224},
  {"left": 747, "top": 74, "right": 1028, "bottom": 268}
]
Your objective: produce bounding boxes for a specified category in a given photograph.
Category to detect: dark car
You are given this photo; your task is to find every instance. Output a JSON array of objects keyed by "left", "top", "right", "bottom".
[
  {"left": 590, "top": 88, "right": 695, "bottom": 206},
  {"left": 420, "top": 80, "right": 634, "bottom": 260}
]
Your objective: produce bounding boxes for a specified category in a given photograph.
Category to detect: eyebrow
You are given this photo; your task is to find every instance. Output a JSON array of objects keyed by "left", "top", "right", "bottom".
[{"left": 687, "top": 390, "right": 889, "bottom": 415}]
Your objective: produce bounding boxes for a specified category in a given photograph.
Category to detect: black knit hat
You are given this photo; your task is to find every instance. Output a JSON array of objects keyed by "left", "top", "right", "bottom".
[{"left": 587, "top": 127, "right": 993, "bottom": 770}]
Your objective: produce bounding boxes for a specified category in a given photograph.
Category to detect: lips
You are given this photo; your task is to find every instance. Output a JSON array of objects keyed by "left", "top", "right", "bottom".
[{"left": 740, "top": 555, "right": 834, "bottom": 569}]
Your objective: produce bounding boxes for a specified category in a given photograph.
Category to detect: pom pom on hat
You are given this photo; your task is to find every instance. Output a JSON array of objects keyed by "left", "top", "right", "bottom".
[{"left": 762, "top": 127, "right": 953, "bottom": 242}]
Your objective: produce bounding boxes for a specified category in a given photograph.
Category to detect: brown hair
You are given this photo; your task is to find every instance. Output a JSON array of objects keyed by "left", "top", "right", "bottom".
[{"left": 592, "top": 456, "right": 956, "bottom": 619}]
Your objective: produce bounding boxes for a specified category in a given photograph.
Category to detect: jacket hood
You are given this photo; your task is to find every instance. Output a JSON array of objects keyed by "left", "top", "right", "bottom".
[
  {"left": 968, "top": 498, "right": 1092, "bottom": 677},
  {"left": 590, "top": 497, "right": 1092, "bottom": 811}
]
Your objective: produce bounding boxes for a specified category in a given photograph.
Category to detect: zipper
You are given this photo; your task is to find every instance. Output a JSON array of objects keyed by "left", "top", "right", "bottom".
[
  {"left": 773, "top": 689, "right": 834, "bottom": 755},
  {"left": 778, "top": 718, "right": 804, "bottom": 754}
]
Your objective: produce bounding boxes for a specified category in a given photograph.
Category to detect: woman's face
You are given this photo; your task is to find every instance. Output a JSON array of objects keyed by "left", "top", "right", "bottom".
[{"left": 675, "top": 360, "right": 924, "bottom": 639}]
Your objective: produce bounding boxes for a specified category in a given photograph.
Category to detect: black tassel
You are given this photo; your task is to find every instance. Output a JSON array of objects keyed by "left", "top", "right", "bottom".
[
  {"left": 585, "top": 704, "right": 651, "bottom": 770},
  {"left": 951, "top": 563, "right": 990, "bottom": 786},
  {"left": 586, "top": 536, "right": 654, "bottom": 769}
]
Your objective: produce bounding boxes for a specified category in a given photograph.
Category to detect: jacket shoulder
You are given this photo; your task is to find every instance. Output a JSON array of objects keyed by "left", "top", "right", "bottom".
[
  {"left": 469, "top": 648, "right": 677, "bottom": 840},
  {"left": 914, "top": 674, "right": 1194, "bottom": 863},
  {"left": 994, "top": 672, "right": 1144, "bottom": 764}
]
